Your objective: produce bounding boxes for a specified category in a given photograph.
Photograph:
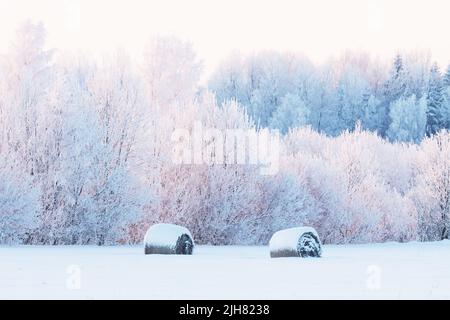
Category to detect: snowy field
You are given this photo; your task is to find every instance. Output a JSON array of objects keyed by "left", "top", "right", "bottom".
[{"left": 1, "top": 241, "right": 450, "bottom": 300}]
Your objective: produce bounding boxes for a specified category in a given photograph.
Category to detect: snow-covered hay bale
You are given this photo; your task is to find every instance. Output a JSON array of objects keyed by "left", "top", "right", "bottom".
[
  {"left": 144, "top": 223, "right": 194, "bottom": 255},
  {"left": 269, "top": 227, "right": 322, "bottom": 258}
]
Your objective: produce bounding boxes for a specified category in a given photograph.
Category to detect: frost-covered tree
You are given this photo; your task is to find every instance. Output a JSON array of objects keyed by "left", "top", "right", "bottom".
[
  {"left": 403, "top": 52, "right": 431, "bottom": 98},
  {"left": 269, "top": 93, "right": 309, "bottom": 134},
  {"left": 246, "top": 52, "right": 292, "bottom": 127},
  {"left": 302, "top": 71, "right": 336, "bottom": 134},
  {"left": 443, "top": 87, "right": 450, "bottom": 130},
  {"left": 142, "top": 36, "right": 202, "bottom": 108},
  {"left": 257, "top": 172, "right": 315, "bottom": 244},
  {"left": 426, "top": 63, "right": 445, "bottom": 136},
  {"left": 0, "top": 154, "right": 39, "bottom": 244},
  {"left": 51, "top": 56, "right": 150, "bottom": 245},
  {"left": 208, "top": 52, "right": 249, "bottom": 107},
  {"left": 442, "top": 65, "right": 450, "bottom": 87},
  {"left": 441, "top": 66, "right": 450, "bottom": 129},
  {"left": 360, "top": 94, "right": 382, "bottom": 132},
  {"left": 0, "top": 20, "right": 55, "bottom": 177},
  {"left": 387, "top": 95, "right": 427, "bottom": 143},
  {"left": 334, "top": 67, "right": 371, "bottom": 134},
  {"left": 412, "top": 132, "right": 450, "bottom": 240},
  {"left": 384, "top": 55, "right": 408, "bottom": 99},
  {"left": 380, "top": 54, "right": 409, "bottom": 136},
  {"left": 0, "top": 21, "right": 57, "bottom": 244}
]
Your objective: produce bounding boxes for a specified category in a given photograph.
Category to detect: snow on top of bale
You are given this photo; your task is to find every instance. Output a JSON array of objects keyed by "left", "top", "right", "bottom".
[
  {"left": 144, "top": 223, "right": 194, "bottom": 248},
  {"left": 269, "top": 227, "right": 321, "bottom": 253}
]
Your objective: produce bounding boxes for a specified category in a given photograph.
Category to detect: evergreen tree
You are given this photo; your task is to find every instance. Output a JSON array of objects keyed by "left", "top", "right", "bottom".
[
  {"left": 443, "top": 65, "right": 450, "bottom": 87},
  {"left": 269, "top": 93, "right": 309, "bottom": 134},
  {"left": 381, "top": 54, "right": 409, "bottom": 136},
  {"left": 385, "top": 55, "right": 409, "bottom": 100},
  {"left": 361, "top": 94, "right": 382, "bottom": 132},
  {"left": 444, "top": 66, "right": 450, "bottom": 129},
  {"left": 387, "top": 95, "right": 427, "bottom": 143},
  {"left": 426, "top": 63, "right": 445, "bottom": 136}
]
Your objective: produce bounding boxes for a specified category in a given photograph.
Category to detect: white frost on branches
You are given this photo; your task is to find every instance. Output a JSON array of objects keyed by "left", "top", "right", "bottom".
[{"left": 0, "top": 22, "right": 449, "bottom": 245}]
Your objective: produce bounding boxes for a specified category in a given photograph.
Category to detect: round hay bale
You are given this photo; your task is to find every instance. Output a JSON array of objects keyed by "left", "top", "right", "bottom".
[
  {"left": 269, "top": 227, "right": 322, "bottom": 258},
  {"left": 144, "top": 223, "right": 194, "bottom": 255}
]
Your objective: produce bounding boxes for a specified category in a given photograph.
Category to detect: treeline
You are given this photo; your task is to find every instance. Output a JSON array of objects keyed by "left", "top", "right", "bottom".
[
  {"left": 0, "top": 21, "right": 449, "bottom": 245},
  {"left": 209, "top": 51, "right": 450, "bottom": 142}
]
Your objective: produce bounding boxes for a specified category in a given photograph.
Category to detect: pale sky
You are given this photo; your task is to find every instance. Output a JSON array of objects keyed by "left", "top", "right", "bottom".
[{"left": 1, "top": 0, "right": 449, "bottom": 74}]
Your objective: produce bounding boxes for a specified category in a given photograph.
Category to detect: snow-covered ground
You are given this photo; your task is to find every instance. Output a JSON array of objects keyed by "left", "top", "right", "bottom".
[{"left": 1, "top": 241, "right": 449, "bottom": 299}]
